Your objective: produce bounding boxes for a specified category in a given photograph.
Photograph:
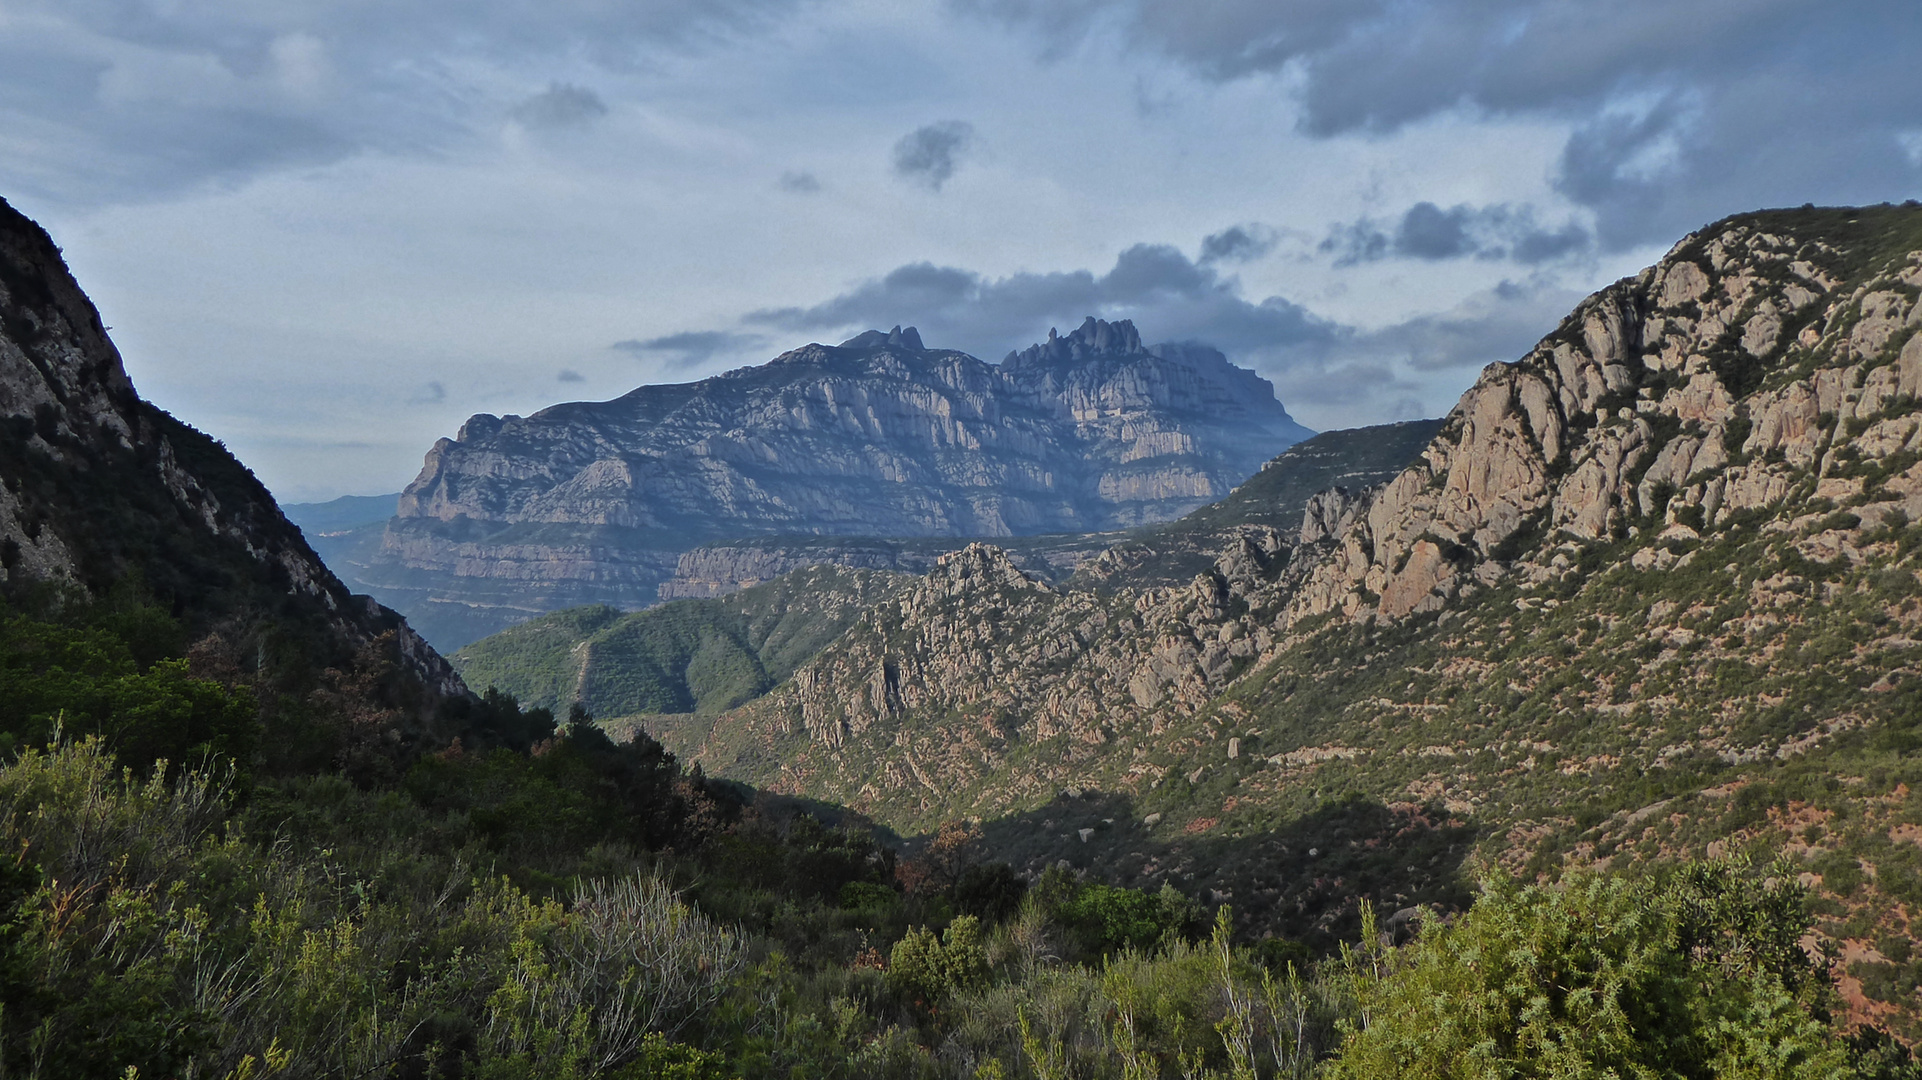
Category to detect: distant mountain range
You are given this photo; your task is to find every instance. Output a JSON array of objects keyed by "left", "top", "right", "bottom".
[
  {"left": 448, "top": 419, "right": 1440, "bottom": 732},
  {"left": 303, "top": 317, "right": 1314, "bottom": 648}
]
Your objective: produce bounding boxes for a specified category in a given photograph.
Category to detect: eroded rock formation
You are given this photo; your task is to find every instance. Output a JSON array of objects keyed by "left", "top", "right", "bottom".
[{"left": 372, "top": 317, "right": 1311, "bottom": 644}]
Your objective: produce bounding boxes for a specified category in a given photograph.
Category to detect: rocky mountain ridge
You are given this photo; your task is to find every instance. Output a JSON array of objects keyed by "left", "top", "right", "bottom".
[
  {"left": 356, "top": 318, "right": 1310, "bottom": 647},
  {"left": 0, "top": 195, "right": 464, "bottom": 702}
]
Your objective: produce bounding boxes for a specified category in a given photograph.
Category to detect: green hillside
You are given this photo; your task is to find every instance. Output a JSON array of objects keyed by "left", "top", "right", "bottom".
[
  {"left": 1158, "top": 418, "right": 1442, "bottom": 534},
  {"left": 451, "top": 565, "right": 906, "bottom": 723}
]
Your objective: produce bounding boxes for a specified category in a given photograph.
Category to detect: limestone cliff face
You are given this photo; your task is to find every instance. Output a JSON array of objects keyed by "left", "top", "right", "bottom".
[
  {"left": 0, "top": 196, "right": 464, "bottom": 699},
  {"left": 377, "top": 318, "right": 1310, "bottom": 642},
  {"left": 1290, "top": 207, "right": 1922, "bottom": 623},
  {"left": 689, "top": 205, "right": 1922, "bottom": 828}
]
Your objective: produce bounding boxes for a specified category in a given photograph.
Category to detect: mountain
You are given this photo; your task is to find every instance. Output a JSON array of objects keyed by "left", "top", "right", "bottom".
[
  {"left": 449, "top": 419, "right": 1443, "bottom": 739},
  {"left": 353, "top": 318, "right": 1311, "bottom": 648},
  {"left": 282, "top": 492, "right": 401, "bottom": 536},
  {"left": 658, "top": 204, "right": 1922, "bottom": 1020},
  {"left": 0, "top": 195, "right": 464, "bottom": 724}
]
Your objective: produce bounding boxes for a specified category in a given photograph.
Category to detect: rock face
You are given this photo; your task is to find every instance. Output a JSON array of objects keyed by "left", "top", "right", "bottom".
[
  {"left": 0, "top": 195, "right": 464, "bottom": 701},
  {"left": 1287, "top": 206, "right": 1922, "bottom": 624},
  {"left": 683, "top": 204, "right": 1922, "bottom": 830},
  {"left": 373, "top": 318, "right": 1310, "bottom": 645}
]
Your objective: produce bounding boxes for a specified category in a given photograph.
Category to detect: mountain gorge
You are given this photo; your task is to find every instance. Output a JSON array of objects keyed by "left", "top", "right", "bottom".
[{"left": 349, "top": 318, "right": 1311, "bottom": 647}]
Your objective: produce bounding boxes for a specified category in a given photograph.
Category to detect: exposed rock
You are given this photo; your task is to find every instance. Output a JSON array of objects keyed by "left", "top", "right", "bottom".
[
  {"left": 0, "top": 195, "right": 463, "bottom": 701},
  {"left": 376, "top": 317, "right": 1312, "bottom": 642}
]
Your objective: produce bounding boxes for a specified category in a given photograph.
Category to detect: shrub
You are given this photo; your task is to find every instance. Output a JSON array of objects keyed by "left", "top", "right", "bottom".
[
  {"left": 482, "top": 871, "right": 744, "bottom": 1073},
  {"left": 887, "top": 915, "right": 988, "bottom": 1005},
  {"left": 1327, "top": 864, "right": 1843, "bottom": 1080}
]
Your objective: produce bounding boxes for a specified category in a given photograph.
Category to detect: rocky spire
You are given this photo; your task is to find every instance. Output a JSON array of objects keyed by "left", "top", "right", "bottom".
[
  {"left": 1002, "top": 316, "right": 1146, "bottom": 367},
  {"left": 838, "top": 325, "right": 926, "bottom": 351}
]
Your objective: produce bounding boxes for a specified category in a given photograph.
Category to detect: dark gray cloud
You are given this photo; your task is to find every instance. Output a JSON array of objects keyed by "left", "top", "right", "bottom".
[
  {"left": 1199, "top": 223, "right": 1278, "bottom": 264},
  {"left": 892, "top": 121, "right": 976, "bottom": 191},
  {"left": 1321, "top": 202, "right": 1592, "bottom": 265},
  {"left": 611, "top": 330, "right": 767, "bottom": 368},
  {"left": 746, "top": 241, "right": 1337, "bottom": 366},
  {"left": 671, "top": 237, "right": 1590, "bottom": 425},
  {"left": 408, "top": 380, "right": 447, "bottom": 405},
  {"left": 557, "top": 368, "right": 586, "bottom": 382},
  {"left": 511, "top": 83, "right": 608, "bottom": 129},
  {"left": 1353, "top": 279, "right": 1586, "bottom": 372},
  {"left": 959, "top": 0, "right": 1922, "bottom": 247},
  {"left": 778, "top": 170, "right": 822, "bottom": 193}
]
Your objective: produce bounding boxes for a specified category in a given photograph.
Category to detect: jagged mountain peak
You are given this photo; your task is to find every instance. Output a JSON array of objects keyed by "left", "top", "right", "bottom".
[
  {"left": 837, "top": 325, "right": 926, "bottom": 351},
  {"left": 377, "top": 319, "right": 1311, "bottom": 645},
  {"left": 1003, "top": 316, "right": 1147, "bottom": 367}
]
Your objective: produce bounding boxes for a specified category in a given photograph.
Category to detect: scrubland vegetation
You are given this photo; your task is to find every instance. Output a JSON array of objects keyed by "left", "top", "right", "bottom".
[{"left": 0, "top": 591, "right": 1915, "bottom": 1079}]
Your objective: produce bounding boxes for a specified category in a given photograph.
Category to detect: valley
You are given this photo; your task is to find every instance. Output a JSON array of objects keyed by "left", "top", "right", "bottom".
[
  {"left": 449, "top": 203, "right": 1922, "bottom": 1036},
  {"left": 5, "top": 190, "right": 1922, "bottom": 1076}
]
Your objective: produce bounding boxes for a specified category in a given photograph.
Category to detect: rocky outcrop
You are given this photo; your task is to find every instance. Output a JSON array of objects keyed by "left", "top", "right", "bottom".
[
  {"left": 657, "top": 540, "right": 1064, "bottom": 600},
  {"left": 1289, "top": 207, "right": 1922, "bottom": 623},
  {"left": 373, "top": 317, "right": 1311, "bottom": 642},
  {"left": 0, "top": 195, "right": 464, "bottom": 700}
]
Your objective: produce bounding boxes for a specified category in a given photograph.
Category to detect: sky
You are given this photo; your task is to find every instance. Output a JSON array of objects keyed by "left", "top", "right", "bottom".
[{"left": 2, "top": 0, "right": 1919, "bottom": 503}]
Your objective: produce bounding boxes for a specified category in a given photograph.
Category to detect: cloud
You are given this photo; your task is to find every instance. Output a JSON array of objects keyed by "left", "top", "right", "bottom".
[
  {"left": 611, "top": 330, "right": 766, "bottom": 368},
  {"left": 1351, "top": 279, "right": 1587, "bottom": 372},
  {"left": 726, "top": 234, "right": 1603, "bottom": 427},
  {"left": 1199, "top": 223, "right": 1278, "bottom": 264},
  {"left": 510, "top": 83, "right": 608, "bottom": 129},
  {"left": 746, "top": 241, "right": 1338, "bottom": 368},
  {"left": 778, "top": 170, "right": 822, "bottom": 193},
  {"left": 892, "top": 121, "right": 976, "bottom": 191},
  {"left": 1321, "top": 202, "right": 1591, "bottom": 265},
  {"left": 408, "top": 380, "right": 447, "bottom": 405},
  {"left": 960, "top": 0, "right": 1922, "bottom": 247},
  {"left": 557, "top": 368, "right": 586, "bottom": 382},
  {"left": 0, "top": 0, "right": 806, "bottom": 206}
]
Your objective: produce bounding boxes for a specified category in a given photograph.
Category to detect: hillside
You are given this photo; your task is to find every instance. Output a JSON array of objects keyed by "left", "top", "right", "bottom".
[
  {"left": 450, "top": 565, "right": 906, "bottom": 750},
  {"left": 677, "top": 204, "right": 1922, "bottom": 1030}
]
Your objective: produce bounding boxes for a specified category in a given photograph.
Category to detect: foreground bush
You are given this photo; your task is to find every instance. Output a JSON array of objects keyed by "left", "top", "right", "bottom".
[{"left": 1328, "top": 864, "right": 1845, "bottom": 1080}]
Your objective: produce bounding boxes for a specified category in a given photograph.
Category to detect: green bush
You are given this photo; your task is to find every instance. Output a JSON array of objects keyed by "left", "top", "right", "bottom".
[
  {"left": 1328, "top": 864, "right": 1843, "bottom": 1080},
  {"left": 887, "top": 915, "right": 988, "bottom": 1005}
]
